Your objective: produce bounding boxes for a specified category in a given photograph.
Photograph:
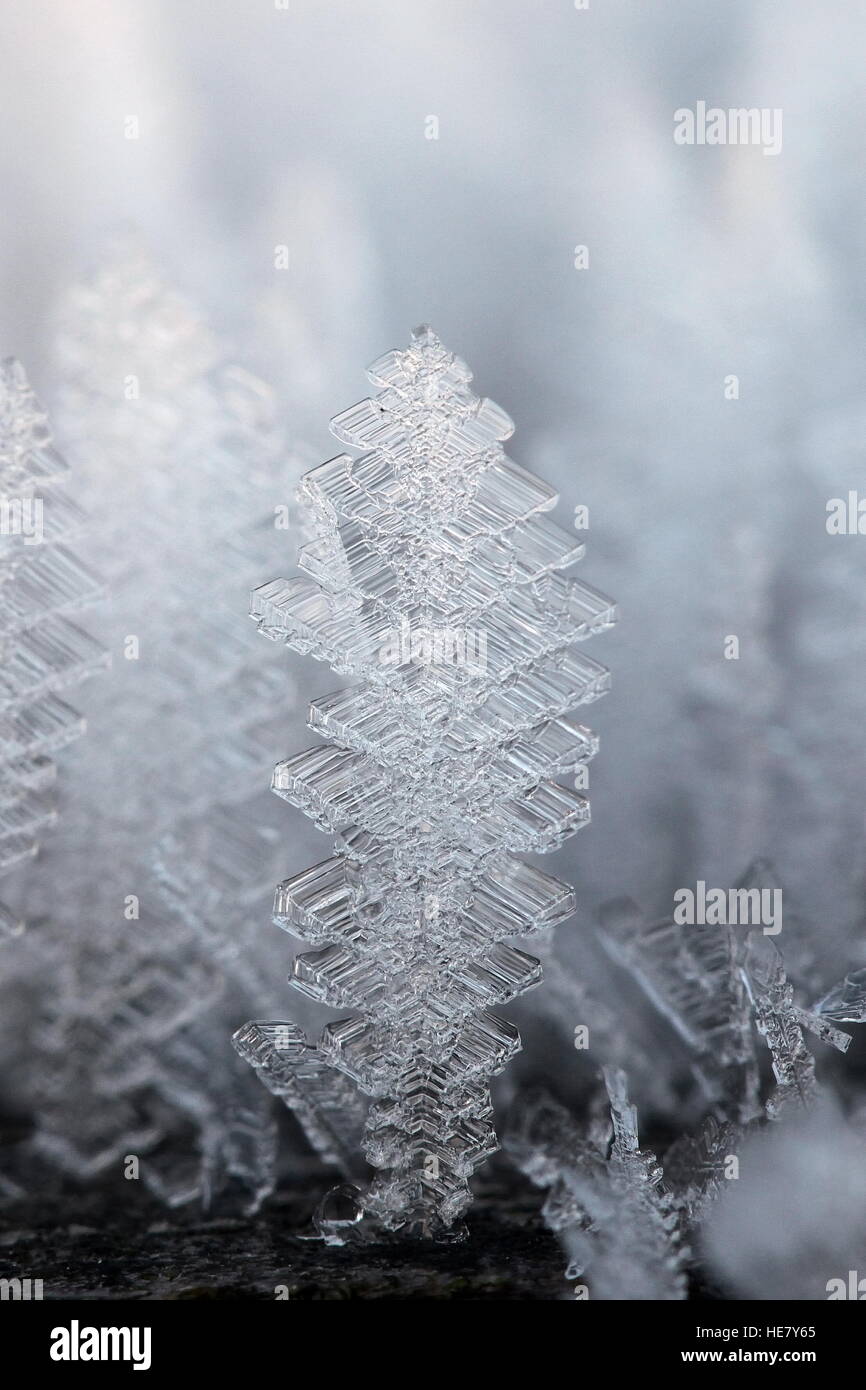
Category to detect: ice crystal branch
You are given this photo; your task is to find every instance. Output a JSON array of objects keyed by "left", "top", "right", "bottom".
[
  {"left": 0, "top": 359, "right": 106, "bottom": 939},
  {"left": 25, "top": 255, "right": 296, "bottom": 1191},
  {"left": 507, "top": 1073, "right": 689, "bottom": 1300}
]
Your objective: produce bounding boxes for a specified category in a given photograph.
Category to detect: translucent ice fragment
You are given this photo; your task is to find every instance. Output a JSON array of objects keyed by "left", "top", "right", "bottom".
[{"left": 813, "top": 968, "right": 866, "bottom": 1023}]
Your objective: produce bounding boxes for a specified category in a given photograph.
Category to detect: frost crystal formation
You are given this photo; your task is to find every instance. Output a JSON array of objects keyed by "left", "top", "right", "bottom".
[
  {"left": 0, "top": 359, "right": 104, "bottom": 939},
  {"left": 21, "top": 253, "right": 294, "bottom": 1202},
  {"left": 508, "top": 1073, "right": 688, "bottom": 1300},
  {"left": 240, "top": 327, "right": 615, "bottom": 1235},
  {"left": 507, "top": 865, "right": 866, "bottom": 1296}
]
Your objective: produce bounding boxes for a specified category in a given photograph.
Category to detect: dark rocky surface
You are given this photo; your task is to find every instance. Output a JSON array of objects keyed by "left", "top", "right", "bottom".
[{"left": 0, "top": 1172, "right": 572, "bottom": 1301}]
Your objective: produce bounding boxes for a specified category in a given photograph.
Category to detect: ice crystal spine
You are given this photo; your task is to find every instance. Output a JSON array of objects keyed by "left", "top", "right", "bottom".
[
  {"left": 240, "top": 327, "right": 615, "bottom": 1235},
  {"left": 0, "top": 358, "right": 105, "bottom": 937},
  {"left": 28, "top": 252, "right": 292, "bottom": 1193}
]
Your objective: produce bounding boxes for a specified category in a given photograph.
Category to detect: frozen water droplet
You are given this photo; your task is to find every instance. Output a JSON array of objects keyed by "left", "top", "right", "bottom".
[{"left": 314, "top": 1183, "right": 365, "bottom": 1245}]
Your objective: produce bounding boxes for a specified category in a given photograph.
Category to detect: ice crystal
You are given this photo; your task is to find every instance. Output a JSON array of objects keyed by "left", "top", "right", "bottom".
[
  {"left": 152, "top": 801, "right": 309, "bottom": 1212},
  {"left": 594, "top": 883, "right": 760, "bottom": 1123},
  {"left": 510, "top": 863, "right": 866, "bottom": 1291},
  {"left": 20, "top": 255, "right": 298, "bottom": 1190},
  {"left": 741, "top": 934, "right": 817, "bottom": 1116},
  {"left": 741, "top": 934, "right": 860, "bottom": 1118},
  {"left": 136, "top": 1022, "right": 279, "bottom": 1216},
  {"left": 664, "top": 1113, "right": 746, "bottom": 1224},
  {"left": 233, "top": 1021, "right": 368, "bottom": 1180},
  {"left": 30, "top": 934, "right": 223, "bottom": 1179},
  {"left": 811, "top": 967, "right": 866, "bottom": 1024},
  {"left": 507, "top": 1072, "right": 688, "bottom": 1300},
  {"left": 238, "top": 326, "right": 615, "bottom": 1236},
  {"left": 0, "top": 358, "right": 106, "bottom": 934},
  {"left": 589, "top": 863, "right": 863, "bottom": 1129}
]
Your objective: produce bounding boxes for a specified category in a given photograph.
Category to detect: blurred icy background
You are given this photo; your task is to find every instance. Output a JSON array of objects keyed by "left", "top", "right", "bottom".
[{"left": 1, "top": 0, "right": 866, "bottom": 1293}]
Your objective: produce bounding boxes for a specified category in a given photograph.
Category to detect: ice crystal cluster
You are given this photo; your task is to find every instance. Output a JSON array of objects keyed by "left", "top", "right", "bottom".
[
  {"left": 0, "top": 359, "right": 105, "bottom": 940},
  {"left": 509, "top": 1073, "right": 688, "bottom": 1300},
  {"left": 237, "top": 326, "right": 615, "bottom": 1235},
  {"left": 593, "top": 868, "right": 863, "bottom": 1123},
  {"left": 17, "top": 254, "right": 296, "bottom": 1202},
  {"left": 508, "top": 864, "right": 866, "bottom": 1297}
]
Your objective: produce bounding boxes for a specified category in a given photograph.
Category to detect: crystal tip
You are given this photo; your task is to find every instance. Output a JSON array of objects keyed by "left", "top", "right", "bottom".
[{"left": 410, "top": 324, "right": 441, "bottom": 349}]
